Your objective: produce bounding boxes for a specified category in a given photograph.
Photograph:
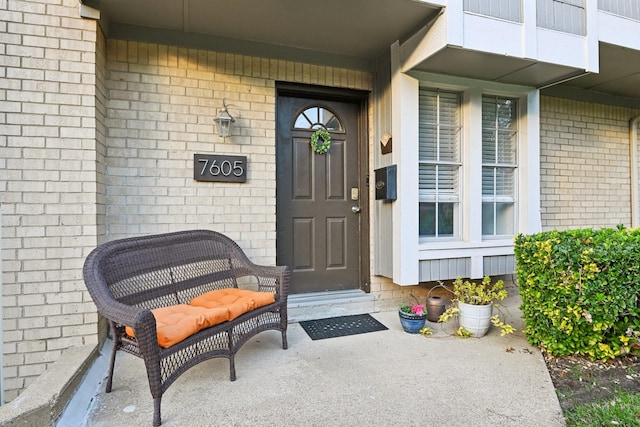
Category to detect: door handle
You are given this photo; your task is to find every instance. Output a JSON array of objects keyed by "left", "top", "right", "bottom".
[{"left": 351, "top": 206, "right": 361, "bottom": 214}]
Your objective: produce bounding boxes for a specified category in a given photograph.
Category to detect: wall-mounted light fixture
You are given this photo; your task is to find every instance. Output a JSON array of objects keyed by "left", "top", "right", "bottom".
[{"left": 214, "top": 99, "right": 235, "bottom": 138}]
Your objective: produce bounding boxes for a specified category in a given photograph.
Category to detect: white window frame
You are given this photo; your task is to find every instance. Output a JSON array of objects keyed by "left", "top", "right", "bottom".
[
  {"left": 404, "top": 72, "right": 540, "bottom": 279},
  {"left": 481, "top": 95, "right": 519, "bottom": 239},
  {"left": 416, "top": 82, "right": 524, "bottom": 246},
  {"left": 389, "top": 66, "right": 540, "bottom": 284},
  {"left": 418, "top": 89, "right": 463, "bottom": 241}
]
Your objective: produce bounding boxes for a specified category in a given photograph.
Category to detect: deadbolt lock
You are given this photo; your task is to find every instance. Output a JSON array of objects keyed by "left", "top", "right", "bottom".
[{"left": 351, "top": 187, "right": 359, "bottom": 201}]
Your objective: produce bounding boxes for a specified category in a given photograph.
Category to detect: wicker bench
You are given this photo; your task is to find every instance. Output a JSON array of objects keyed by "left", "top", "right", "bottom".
[{"left": 83, "top": 230, "right": 289, "bottom": 426}]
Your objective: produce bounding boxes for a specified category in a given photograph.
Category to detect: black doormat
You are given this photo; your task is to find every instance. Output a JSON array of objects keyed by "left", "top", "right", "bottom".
[{"left": 299, "top": 314, "right": 388, "bottom": 340}]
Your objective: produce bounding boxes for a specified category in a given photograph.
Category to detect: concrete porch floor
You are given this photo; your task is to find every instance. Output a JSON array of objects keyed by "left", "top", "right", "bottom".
[{"left": 76, "top": 289, "right": 565, "bottom": 427}]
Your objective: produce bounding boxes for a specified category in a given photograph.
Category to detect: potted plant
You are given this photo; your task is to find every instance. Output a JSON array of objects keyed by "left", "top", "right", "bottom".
[
  {"left": 398, "top": 298, "right": 428, "bottom": 334},
  {"left": 439, "top": 276, "right": 515, "bottom": 338}
]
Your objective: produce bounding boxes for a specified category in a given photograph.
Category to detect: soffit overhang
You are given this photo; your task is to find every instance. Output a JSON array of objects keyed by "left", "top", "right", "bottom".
[{"left": 94, "top": 0, "right": 444, "bottom": 70}]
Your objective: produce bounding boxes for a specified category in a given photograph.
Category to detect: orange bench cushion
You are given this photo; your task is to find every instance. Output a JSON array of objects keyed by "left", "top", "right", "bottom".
[
  {"left": 189, "top": 288, "right": 276, "bottom": 320},
  {"left": 125, "top": 304, "right": 229, "bottom": 348}
]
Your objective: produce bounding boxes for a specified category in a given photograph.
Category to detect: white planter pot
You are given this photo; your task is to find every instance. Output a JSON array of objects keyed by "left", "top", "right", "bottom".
[{"left": 458, "top": 302, "right": 493, "bottom": 337}]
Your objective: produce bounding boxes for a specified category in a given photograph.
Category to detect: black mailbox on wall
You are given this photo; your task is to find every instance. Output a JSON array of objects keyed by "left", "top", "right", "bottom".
[{"left": 374, "top": 164, "right": 397, "bottom": 201}]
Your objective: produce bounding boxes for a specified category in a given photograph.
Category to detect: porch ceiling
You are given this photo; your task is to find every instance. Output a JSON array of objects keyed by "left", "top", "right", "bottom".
[
  {"left": 565, "top": 43, "right": 640, "bottom": 99},
  {"left": 96, "top": 0, "right": 443, "bottom": 64},
  {"left": 93, "top": 1, "right": 640, "bottom": 102}
]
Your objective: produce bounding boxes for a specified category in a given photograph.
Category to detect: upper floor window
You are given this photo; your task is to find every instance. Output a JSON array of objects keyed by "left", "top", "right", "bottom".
[
  {"left": 482, "top": 96, "right": 518, "bottom": 237},
  {"left": 598, "top": 0, "right": 640, "bottom": 21},
  {"left": 418, "top": 89, "right": 462, "bottom": 239},
  {"left": 464, "top": 0, "right": 523, "bottom": 22},
  {"left": 537, "top": 0, "right": 586, "bottom": 35}
]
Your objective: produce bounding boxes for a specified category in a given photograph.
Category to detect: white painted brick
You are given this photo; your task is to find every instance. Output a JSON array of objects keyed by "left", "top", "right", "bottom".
[
  {"left": 17, "top": 362, "right": 47, "bottom": 379},
  {"left": 17, "top": 315, "right": 46, "bottom": 330},
  {"left": 4, "top": 37, "right": 38, "bottom": 54},
  {"left": 22, "top": 12, "right": 61, "bottom": 27},
  {"left": 23, "top": 349, "right": 62, "bottom": 365},
  {"left": 7, "top": 62, "right": 47, "bottom": 80},
  {"left": 45, "top": 26, "right": 82, "bottom": 40},
  {"left": 46, "top": 336, "right": 88, "bottom": 351},
  {"left": 46, "top": 314, "right": 84, "bottom": 327},
  {"left": 23, "top": 34, "right": 60, "bottom": 49}
]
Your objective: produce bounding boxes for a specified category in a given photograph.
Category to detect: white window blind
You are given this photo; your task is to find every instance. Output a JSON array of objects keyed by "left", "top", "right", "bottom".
[
  {"left": 419, "top": 89, "right": 462, "bottom": 238},
  {"left": 464, "top": 0, "right": 523, "bottom": 22},
  {"left": 537, "top": 0, "right": 586, "bottom": 35},
  {"left": 599, "top": 0, "right": 640, "bottom": 21},
  {"left": 482, "top": 96, "right": 518, "bottom": 237}
]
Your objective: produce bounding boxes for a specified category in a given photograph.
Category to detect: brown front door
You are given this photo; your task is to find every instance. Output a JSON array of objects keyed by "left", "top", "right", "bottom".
[{"left": 276, "top": 89, "right": 365, "bottom": 294}]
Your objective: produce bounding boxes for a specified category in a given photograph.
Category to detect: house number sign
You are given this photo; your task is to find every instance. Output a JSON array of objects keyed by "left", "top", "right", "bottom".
[{"left": 194, "top": 154, "right": 247, "bottom": 183}]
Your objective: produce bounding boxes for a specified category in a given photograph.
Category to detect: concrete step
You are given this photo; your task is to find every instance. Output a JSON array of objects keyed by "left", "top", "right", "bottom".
[{"left": 287, "top": 289, "right": 376, "bottom": 323}]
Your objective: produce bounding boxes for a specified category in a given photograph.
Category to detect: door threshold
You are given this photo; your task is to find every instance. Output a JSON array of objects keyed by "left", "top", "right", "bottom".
[{"left": 287, "top": 290, "right": 375, "bottom": 323}]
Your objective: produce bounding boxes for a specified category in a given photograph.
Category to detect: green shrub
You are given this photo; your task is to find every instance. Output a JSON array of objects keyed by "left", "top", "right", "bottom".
[{"left": 514, "top": 227, "right": 640, "bottom": 360}]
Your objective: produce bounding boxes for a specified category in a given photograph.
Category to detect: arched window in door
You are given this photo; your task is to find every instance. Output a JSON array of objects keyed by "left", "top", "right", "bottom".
[{"left": 293, "top": 106, "right": 344, "bottom": 132}]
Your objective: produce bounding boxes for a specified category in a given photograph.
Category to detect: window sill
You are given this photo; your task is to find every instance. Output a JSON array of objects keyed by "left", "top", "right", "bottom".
[{"left": 418, "top": 238, "right": 513, "bottom": 250}]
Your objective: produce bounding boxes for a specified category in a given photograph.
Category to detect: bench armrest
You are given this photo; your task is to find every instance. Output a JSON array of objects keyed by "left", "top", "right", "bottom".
[
  {"left": 83, "top": 259, "right": 159, "bottom": 353},
  {"left": 234, "top": 262, "right": 290, "bottom": 301}
]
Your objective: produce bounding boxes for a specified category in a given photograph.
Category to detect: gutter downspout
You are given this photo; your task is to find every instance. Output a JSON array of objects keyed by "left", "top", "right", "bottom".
[{"left": 631, "top": 116, "right": 640, "bottom": 228}]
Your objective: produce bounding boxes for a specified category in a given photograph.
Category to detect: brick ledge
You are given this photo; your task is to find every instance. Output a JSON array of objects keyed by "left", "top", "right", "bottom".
[{"left": 0, "top": 345, "right": 98, "bottom": 427}]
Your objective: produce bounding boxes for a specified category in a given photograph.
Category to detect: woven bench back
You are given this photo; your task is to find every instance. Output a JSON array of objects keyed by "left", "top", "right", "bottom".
[{"left": 85, "top": 230, "right": 247, "bottom": 310}]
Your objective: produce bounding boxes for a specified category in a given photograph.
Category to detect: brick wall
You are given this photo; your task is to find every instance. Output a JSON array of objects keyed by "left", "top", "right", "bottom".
[
  {"left": 94, "top": 26, "right": 108, "bottom": 342},
  {"left": 0, "top": 0, "right": 101, "bottom": 401},
  {"left": 540, "top": 96, "right": 640, "bottom": 230},
  {"left": 5, "top": 5, "right": 639, "bottom": 405},
  {"left": 104, "top": 40, "right": 373, "bottom": 265}
]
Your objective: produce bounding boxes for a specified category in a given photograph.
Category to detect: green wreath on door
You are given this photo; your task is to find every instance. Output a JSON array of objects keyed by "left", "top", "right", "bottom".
[{"left": 310, "top": 129, "right": 331, "bottom": 154}]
